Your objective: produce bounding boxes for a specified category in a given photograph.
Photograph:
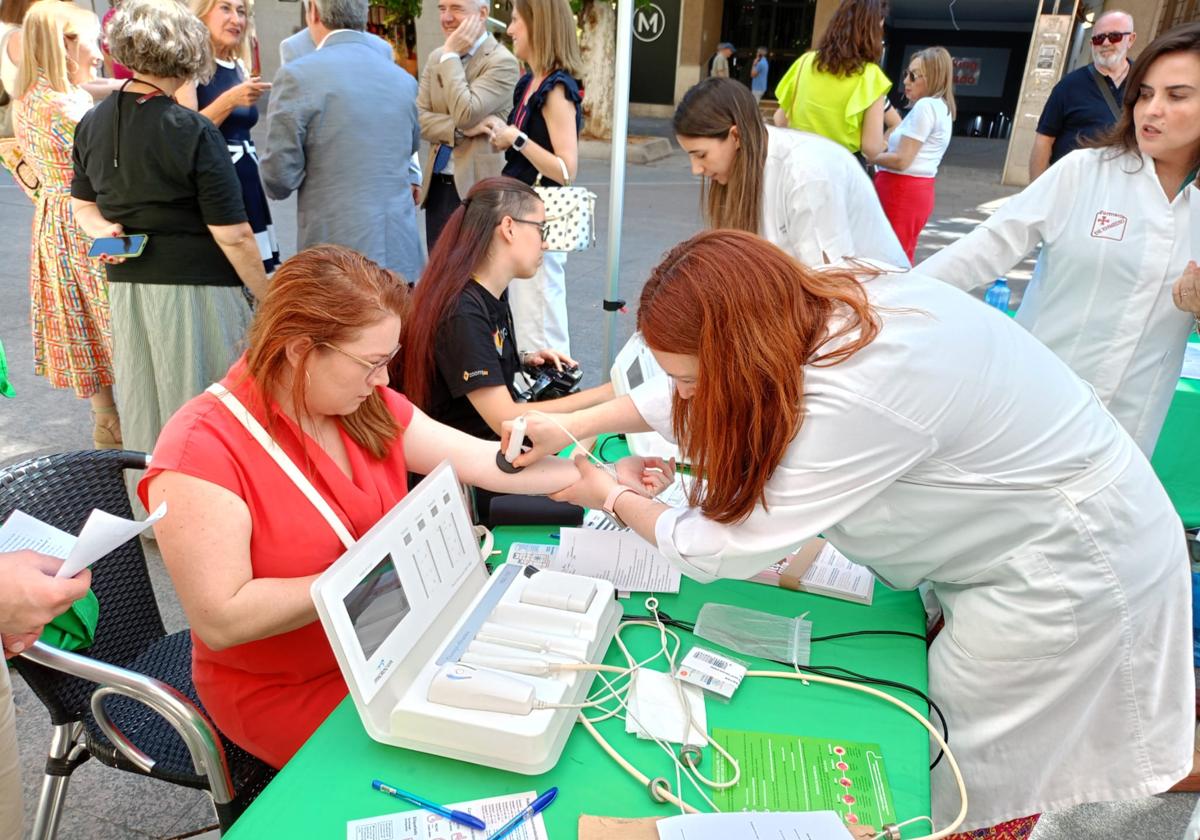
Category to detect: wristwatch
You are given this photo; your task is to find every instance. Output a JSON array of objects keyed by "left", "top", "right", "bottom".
[
  {"left": 602, "top": 485, "right": 636, "bottom": 529},
  {"left": 512, "top": 131, "right": 529, "bottom": 151}
]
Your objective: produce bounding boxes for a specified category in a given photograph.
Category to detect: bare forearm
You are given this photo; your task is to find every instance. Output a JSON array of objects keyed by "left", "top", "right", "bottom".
[
  {"left": 197, "top": 574, "right": 321, "bottom": 650},
  {"left": 518, "top": 137, "right": 575, "bottom": 183},
  {"left": 564, "top": 395, "right": 651, "bottom": 440},
  {"left": 217, "top": 234, "right": 269, "bottom": 299},
  {"left": 611, "top": 489, "right": 668, "bottom": 548},
  {"left": 200, "top": 96, "right": 236, "bottom": 127},
  {"left": 545, "top": 382, "right": 615, "bottom": 414},
  {"left": 1029, "top": 137, "right": 1053, "bottom": 180},
  {"left": 71, "top": 199, "right": 115, "bottom": 238},
  {"left": 467, "top": 449, "right": 580, "bottom": 496}
]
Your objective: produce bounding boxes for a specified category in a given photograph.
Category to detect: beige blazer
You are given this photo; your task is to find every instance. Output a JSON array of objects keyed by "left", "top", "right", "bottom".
[{"left": 418, "top": 35, "right": 520, "bottom": 202}]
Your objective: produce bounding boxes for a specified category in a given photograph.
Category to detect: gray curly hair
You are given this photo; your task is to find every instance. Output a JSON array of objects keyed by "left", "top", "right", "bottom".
[{"left": 108, "top": 0, "right": 215, "bottom": 83}]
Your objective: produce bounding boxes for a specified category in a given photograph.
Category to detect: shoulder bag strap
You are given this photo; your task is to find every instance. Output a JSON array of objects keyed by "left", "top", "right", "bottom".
[
  {"left": 205, "top": 383, "right": 356, "bottom": 550},
  {"left": 1088, "top": 64, "right": 1122, "bottom": 121}
]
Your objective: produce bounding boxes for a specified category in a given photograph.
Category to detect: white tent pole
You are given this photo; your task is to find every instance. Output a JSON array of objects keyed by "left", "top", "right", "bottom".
[{"left": 601, "top": 0, "right": 634, "bottom": 381}]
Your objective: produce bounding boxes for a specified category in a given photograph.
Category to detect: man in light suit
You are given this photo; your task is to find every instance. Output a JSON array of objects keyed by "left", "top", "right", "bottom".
[
  {"left": 418, "top": 0, "right": 519, "bottom": 249},
  {"left": 261, "top": 0, "right": 424, "bottom": 283}
]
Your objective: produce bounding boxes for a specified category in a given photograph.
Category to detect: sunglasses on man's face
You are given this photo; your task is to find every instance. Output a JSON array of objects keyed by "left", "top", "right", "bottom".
[{"left": 1091, "top": 31, "right": 1131, "bottom": 46}]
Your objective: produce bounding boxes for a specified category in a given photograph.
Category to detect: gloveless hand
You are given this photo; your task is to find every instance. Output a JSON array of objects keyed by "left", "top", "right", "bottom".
[
  {"left": 0, "top": 551, "right": 92, "bottom": 640},
  {"left": 550, "top": 452, "right": 619, "bottom": 510},
  {"left": 444, "top": 14, "right": 484, "bottom": 56},
  {"left": 1171, "top": 260, "right": 1200, "bottom": 315},
  {"left": 223, "top": 78, "right": 271, "bottom": 109},
  {"left": 502, "top": 412, "right": 572, "bottom": 468}
]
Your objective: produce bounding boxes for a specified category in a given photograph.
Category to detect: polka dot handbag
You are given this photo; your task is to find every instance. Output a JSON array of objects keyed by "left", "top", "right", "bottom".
[{"left": 534, "top": 157, "right": 597, "bottom": 252}]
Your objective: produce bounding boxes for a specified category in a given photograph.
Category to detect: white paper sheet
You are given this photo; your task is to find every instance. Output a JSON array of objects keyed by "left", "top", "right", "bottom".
[
  {"left": 346, "top": 790, "right": 549, "bottom": 840},
  {"left": 0, "top": 503, "right": 166, "bottom": 578},
  {"left": 656, "top": 811, "right": 854, "bottom": 840},
  {"left": 553, "top": 528, "right": 680, "bottom": 593},
  {"left": 1182, "top": 342, "right": 1200, "bottom": 381},
  {"left": 625, "top": 668, "right": 706, "bottom": 745},
  {"left": 0, "top": 510, "right": 76, "bottom": 558}
]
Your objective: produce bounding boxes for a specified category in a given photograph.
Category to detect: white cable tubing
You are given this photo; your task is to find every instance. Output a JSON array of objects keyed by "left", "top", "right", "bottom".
[{"left": 571, "top": 609, "right": 968, "bottom": 837}]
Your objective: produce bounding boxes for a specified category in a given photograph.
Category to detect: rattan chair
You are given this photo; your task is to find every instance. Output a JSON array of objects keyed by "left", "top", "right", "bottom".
[{"left": 0, "top": 450, "right": 275, "bottom": 838}]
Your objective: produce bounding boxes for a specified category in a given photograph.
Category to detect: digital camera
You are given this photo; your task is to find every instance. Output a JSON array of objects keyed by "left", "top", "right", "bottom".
[{"left": 519, "top": 364, "right": 583, "bottom": 401}]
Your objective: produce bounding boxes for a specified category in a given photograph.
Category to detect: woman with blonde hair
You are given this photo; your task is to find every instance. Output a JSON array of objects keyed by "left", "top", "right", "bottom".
[
  {"left": 871, "top": 46, "right": 956, "bottom": 261},
  {"left": 179, "top": 0, "right": 277, "bottom": 273},
  {"left": 13, "top": 0, "right": 120, "bottom": 446},
  {"left": 479, "top": 0, "right": 583, "bottom": 356},
  {"left": 673, "top": 77, "right": 907, "bottom": 268}
]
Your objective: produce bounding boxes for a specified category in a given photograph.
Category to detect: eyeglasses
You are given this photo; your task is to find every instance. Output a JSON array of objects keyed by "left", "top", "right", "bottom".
[
  {"left": 511, "top": 218, "right": 549, "bottom": 242},
  {"left": 323, "top": 342, "right": 401, "bottom": 379},
  {"left": 1091, "top": 31, "right": 1131, "bottom": 45},
  {"left": 904, "top": 69, "right": 923, "bottom": 82}
]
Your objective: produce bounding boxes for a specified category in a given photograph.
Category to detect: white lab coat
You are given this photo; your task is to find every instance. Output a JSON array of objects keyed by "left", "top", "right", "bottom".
[
  {"left": 917, "top": 147, "right": 1200, "bottom": 455},
  {"left": 762, "top": 126, "right": 910, "bottom": 269},
  {"left": 631, "top": 270, "right": 1192, "bottom": 831}
]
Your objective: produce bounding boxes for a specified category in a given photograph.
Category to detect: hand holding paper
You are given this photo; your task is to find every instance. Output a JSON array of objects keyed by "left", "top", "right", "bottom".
[{"left": 0, "top": 503, "right": 166, "bottom": 579}]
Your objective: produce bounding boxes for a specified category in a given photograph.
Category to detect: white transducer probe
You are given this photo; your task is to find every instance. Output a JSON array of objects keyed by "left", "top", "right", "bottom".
[{"left": 497, "top": 415, "right": 528, "bottom": 473}]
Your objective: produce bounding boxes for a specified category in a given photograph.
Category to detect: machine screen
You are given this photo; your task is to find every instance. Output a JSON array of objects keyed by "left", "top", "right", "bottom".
[{"left": 343, "top": 553, "right": 410, "bottom": 659}]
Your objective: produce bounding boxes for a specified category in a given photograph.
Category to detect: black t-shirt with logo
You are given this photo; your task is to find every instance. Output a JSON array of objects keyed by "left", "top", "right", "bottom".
[{"left": 429, "top": 281, "right": 522, "bottom": 440}]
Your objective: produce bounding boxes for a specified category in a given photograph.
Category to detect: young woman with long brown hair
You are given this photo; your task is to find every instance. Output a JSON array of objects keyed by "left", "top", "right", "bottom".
[
  {"left": 141, "top": 245, "right": 579, "bottom": 768},
  {"left": 772, "top": 0, "right": 894, "bottom": 158},
  {"left": 919, "top": 21, "right": 1200, "bottom": 457},
  {"left": 397, "top": 176, "right": 611, "bottom": 443},
  {"left": 509, "top": 229, "right": 1192, "bottom": 839},
  {"left": 673, "top": 77, "right": 907, "bottom": 268}
]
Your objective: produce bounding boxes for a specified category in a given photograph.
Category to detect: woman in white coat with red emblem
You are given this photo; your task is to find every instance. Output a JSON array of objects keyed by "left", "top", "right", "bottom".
[
  {"left": 918, "top": 22, "right": 1200, "bottom": 456},
  {"left": 510, "top": 230, "right": 1193, "bottom": 838}
]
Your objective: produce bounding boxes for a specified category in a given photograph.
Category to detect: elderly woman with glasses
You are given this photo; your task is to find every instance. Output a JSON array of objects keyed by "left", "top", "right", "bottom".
[
  {"left": 70, "top": 0, "right": 269, "bottom": 503},
  {"left": 140, "top": 244, "right": 581, "bottom": 769}
]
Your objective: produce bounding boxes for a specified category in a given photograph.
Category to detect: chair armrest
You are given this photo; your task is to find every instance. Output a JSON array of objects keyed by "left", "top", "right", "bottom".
[{"left": 19, "top": 641, "right": 235, "bottom": 804}]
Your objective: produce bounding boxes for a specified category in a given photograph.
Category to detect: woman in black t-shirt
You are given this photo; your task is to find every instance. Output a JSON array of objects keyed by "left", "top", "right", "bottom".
[
  {"left": 70, "top": 0, "right": 268, "bottom": 497},
  {"left": 476, "top": 0, "right": 582, "bottom": 363},
  {"left": 395, "top": 177, "right": 611, "bottom": 443}
]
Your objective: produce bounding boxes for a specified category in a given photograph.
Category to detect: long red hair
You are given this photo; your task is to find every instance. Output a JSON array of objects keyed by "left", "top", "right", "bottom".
[
  {"left": 637, "top": 231, "right": 880, "bottom": 524},
  {"left": 244, "top": 245, "right": 410, "bottom": 460},
  {"left": 396, "top": 176, "right": 541, "bottom": 410}
]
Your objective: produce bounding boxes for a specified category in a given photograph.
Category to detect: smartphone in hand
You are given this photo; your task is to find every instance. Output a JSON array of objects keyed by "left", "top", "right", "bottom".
[{"left": 88, "top": 234, "right": 148, "bottom": 260}]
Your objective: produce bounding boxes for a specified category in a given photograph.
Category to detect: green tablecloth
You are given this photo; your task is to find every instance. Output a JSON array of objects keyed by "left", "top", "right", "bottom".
[
  {"left": 1153, "top": 337, "right": 1200, "bottom": 528},
  {"left": 224, "top": 527, "right": 931, "bottom": 838}
]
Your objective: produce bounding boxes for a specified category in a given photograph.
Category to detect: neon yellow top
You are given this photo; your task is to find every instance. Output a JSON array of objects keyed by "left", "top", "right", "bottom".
[{"left": 774, "top": 51, "right": 892, "bottom": 154}]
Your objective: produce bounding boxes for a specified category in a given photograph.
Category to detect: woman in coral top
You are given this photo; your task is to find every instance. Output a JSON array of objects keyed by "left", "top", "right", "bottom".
[{"left": 139, "top": 245, "right": 580, "bottom": 768}]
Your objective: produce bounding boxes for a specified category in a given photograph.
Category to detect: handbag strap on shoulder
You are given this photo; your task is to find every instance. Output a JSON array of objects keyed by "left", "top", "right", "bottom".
[{"left": 205, "top": 383, "right": 356, "bottom": 550}]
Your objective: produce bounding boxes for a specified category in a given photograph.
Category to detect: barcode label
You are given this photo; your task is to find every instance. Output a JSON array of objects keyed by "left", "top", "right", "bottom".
[
  {"left": 689, "top": 649, "right": 733, "bottom": 670},
  {"left": 677, "top": 645, "right": 746, "bottom": 698}
]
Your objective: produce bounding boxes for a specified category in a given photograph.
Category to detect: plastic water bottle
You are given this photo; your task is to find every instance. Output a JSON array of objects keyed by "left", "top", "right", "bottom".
[{"left": 983, "top": 278, "right": 1011, "bottom": 313}]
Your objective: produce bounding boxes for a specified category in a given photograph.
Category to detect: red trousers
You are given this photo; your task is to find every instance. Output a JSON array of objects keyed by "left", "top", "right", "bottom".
[{"left": 874, "top": 169, "right": 937, "bottom": 263}]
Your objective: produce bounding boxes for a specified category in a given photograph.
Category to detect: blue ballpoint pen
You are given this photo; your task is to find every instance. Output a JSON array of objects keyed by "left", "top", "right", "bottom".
[
  {"left": 484, "top": 788, "right": 558, "bottom": 840},
  {"left": 371, "top": 780, "right": 487, "bottom": 831}
]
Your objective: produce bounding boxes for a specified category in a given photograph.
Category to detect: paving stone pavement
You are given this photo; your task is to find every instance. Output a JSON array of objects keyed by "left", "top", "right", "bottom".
[{"left": 1, "top": 124, "right": 1195, "bottom": 838}]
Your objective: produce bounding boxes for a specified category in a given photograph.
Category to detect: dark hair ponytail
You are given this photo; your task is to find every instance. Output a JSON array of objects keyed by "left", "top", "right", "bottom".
[{"left": 396, "top": 176, "right": 541, "bottom": 410}]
